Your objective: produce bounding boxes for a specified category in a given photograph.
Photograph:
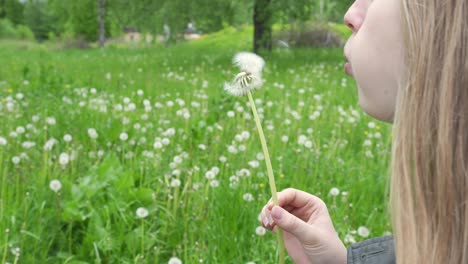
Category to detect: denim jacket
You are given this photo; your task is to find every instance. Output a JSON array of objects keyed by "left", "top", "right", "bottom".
[{"left": 347, "top": 236, "right": 395, "bottom": 264}]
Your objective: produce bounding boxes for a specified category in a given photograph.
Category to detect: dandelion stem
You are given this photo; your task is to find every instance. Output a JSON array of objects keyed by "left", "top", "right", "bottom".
[{"left": 247, "top": 91, "right": 285, "bottom": 264}]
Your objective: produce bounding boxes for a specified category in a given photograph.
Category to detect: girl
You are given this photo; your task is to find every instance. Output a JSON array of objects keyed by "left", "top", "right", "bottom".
[{"left": 261, "top": 0, "right": 468, "bottom": 263}]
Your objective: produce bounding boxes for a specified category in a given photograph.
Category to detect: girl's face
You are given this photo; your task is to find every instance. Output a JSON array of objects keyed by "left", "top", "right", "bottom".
[{"left": 344, "top": 0, "right": 404, "bottom": 122}]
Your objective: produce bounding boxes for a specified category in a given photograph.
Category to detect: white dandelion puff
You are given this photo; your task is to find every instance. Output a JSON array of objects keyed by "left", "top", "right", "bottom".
[
  {"left": 224, "top": 52, "right": 265, "bottom": 97},
  {"left": 59, "top": 153, "right": 70, "bottom": 166},
  {"left": 255, "top": 226, "right": 266, "bottom": 236},
  {"left": 329, "top": 187, "right": 340, "bottom": 196},
  {"left": 136, "top": 207, "right": 149, "bottom": 218},
  {"left": 49, "top": 179, "right": 62, "bottom": 192},
  {"left": 358, "top": 226, "right": 370, "bottom": 238},
  {"left": 168, "top": 257, "right": 183, "bottom": 264}
]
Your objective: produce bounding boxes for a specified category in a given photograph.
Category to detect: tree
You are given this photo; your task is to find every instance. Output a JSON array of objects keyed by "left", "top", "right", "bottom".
[
  {"left": 24, "top": 0, "right": 53, "bottom": 40},
  {"left": 97, "top": 0, "right": 105, "bottom": 47},
  {"left": 253, "top": 0, "right": 272, "bottom": 54}
]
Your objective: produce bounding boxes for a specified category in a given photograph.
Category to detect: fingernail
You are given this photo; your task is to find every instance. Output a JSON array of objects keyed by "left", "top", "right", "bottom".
[
  {"left": 262, "top": 216, "right": 269, "bottom": 226},
  {"left": 267, "top": 215, "right": 273, "bottom": 225},
  {"left": 271, "top": 206, "right": 282, "bottom": 221}
]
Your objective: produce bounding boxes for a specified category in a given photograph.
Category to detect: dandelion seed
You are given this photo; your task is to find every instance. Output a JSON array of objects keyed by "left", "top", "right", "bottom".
[
  {"left": 168, "top": 257, "right": 183, "bottom": 264},
  {"left": 227, "top": 111, "right": 235, "bottom": 118},
  {"left": 281, "top": 136, "right": 289, "bottom": 143},
  {"left": 219, "top": 156, "right": 227, "bottom": 163},
  {"left": 358, "top": 226, "right": 370, "bottom": 238},
  {"left": 49, "top": 179, "right": 62, "bottom": 192},
  {"left": 329, "top": 187, "right": 340, "bottom": 196},
  {"left": 136, "top": 207, "right": 149, "bottom": 218},
  {"left": 368, "top": 122, "right": 376, "bottom": 129},
  {"left": 256, "top": 226, "right": 266, "bottom": 236},
  {"left": 363, "top": 140, "right": 372, "bottom": 147},
  {"left": 162, "top": 138, "right": 170, "bottom": 145}
]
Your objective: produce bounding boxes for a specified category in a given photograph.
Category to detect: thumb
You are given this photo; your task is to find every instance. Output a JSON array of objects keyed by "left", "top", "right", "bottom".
[{"left": 271, "top": 206, "right": 316, "bottom": 243}]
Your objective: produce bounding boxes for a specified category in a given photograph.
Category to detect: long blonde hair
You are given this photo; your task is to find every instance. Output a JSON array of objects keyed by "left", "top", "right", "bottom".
[{"left": 391, "top": 0, "right": 468, "bottom": 263}]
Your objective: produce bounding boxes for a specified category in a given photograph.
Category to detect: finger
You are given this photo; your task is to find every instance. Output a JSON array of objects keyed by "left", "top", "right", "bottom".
[
  {"left": 270, "top": 205, "right": 317, "bottom": 243},
  {"left": 270, "top": 188, "right": 324, "bottom": 210}
]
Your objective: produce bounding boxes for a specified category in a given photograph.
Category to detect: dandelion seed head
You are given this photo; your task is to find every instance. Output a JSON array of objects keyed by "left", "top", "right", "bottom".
[
  {"left": 233, "top": 52, "right": 265, "bottom": 75},
  {"left": 59, "top": 153, "right": 70, "bottom": 166},
  {"left": 168, "top": 257, "right": 183, "bottom": 264},
  {"left": 329, "top": 187, "right": 340, "bottom": 196},
  {"left": 255, "top": 226, "right": 266, "bottom": 236},
  {"left": 136, "top": 207, "right": 149, "bottom": 218},
  {"left": 358, "top": 226, "right": 370, "bottom": 238},
  {"left": 63, "top": 134, "right": 72, "bottom": 142},
  {"left": 49, "top": 179, "right": 62, "bottom": 192}
]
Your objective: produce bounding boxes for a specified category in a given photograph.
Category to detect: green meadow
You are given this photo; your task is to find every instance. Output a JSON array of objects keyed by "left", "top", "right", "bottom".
[{"left": 0, "top": 26, "right": 392, "bottom": 263}]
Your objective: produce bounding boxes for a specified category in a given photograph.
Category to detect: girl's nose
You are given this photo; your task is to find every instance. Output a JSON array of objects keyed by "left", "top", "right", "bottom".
[{"left": 344, "top": 0, "right": 367, "bottom": 32}]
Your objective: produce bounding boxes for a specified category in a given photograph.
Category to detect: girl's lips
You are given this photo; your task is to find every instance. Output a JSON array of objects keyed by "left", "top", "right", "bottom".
[{"left": 345, "top": 62, "right": 353, "bottom": 76}]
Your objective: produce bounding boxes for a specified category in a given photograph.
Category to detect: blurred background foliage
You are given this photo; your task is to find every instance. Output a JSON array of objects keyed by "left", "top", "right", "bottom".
[{"left": 0, "top": 0, "right": 352, "bottom": 49}]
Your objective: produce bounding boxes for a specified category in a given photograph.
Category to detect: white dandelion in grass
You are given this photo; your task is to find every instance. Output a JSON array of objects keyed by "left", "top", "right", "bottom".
[
  {"left": 223, "top": 51, "right": 285, "bottom": 264},
  {"left": 135, "top": 207, "right": 149, "bottom": 218},
  {"left": 224, "top": 52, "right": 265, "bottom": 97},
  {"left": 168, "top": 257, "right": 182, "bottom": 264},
  {"left": 49, "top": 179, "right": 62, "bottom": 193}
]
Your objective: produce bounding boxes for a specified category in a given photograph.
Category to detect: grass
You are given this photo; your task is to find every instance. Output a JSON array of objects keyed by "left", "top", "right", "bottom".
[{"left": 0, "top": 26, "right": 392, "bottom": 263}]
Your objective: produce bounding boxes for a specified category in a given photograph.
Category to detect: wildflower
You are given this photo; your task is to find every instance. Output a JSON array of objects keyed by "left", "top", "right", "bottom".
[
  {"left": 219, "top": 156, "right": 227, "bottom": 163},
  {"left": 243, "top": 193, "right": 254, "bottom": 202},
  {"left": 59, "top": 153, "right": 70, "bottom": 166},
  {"left": 63, "top": 134, "right": 73, "bottom": 142},
  {"left": 136, "top": 207, "right": 149, "bottom": 218},
  {"left": 205, "top": 170, "right": 216, "bottom": 180},
  {"left": 363, "top": 140, "right": 372, "bottom": 147},
  {"left": 44, "top": 138, "right": 57, "bottom": 151},
  {"left": 227, "top": 111, "right": 235, "bottom": 118},
  {"left": 344, "top": 234, "right": 356, "bottom": 244},
  {"left": 171, "top": 179, "right": 181, "bottom": 187},
  {"left": 88, "top": 128, "right": 98, "bottom": 139},
  {"left": 12, "top": 156, "right": 20, "bottom": 164},
  {"left": 168, "top": 257, "right": 183, "bottom": 264},
  {"left": 248, "top": 160, "right": 260, "bottom": 168},
  {"left": 256, "top": 226, "right": 266, "bottom": 236},
  {"left": 224, "top": 52, "right": 265, "bottom": 97},
  {"left": 368, "top": 122, "right": 376, "bottom": 129},
  {"left": 16, "top": 126, "right": 25, "bottom": 134},
  {"left": 281, "top": 135, "right": 289, "bottom": 143},
  {"left": 329, "top": 187, "right": 340, "bottom": 196},
  {"left": 49, "top": 179, "right": 62, "bottom": 192},
  {"left": 0, "top": 137, "right": 7, "bottom": 146},
  {"left": 44, "top": 117, "right": 56, "bottom": 126},
  {"left": 358, "top": 226, "right": 370, "bottom": 238},
  {"left": 119, "top": 132, "right": 129, "bottom": 141},
  {"left": 210, "top": 180, "right": 220, "bottom": 188}
]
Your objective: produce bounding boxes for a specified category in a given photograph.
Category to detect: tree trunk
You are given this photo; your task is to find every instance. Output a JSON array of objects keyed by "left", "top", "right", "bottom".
[
  {"left": 97, "top": 0, "right": 106, "bottom": 47},
  {"left": 253, "top": 0, "right": 273, "bottom": 54}
]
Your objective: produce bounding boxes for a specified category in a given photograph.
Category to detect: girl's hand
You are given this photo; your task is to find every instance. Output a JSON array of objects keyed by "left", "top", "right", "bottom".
[{"left": 261, "top": 188, "right": 346, "bottom": 264}]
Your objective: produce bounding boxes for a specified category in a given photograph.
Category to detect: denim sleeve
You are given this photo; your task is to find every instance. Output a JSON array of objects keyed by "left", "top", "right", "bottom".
[{"left": 347, "top": 236, "right": 395, "bottom": 264}]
